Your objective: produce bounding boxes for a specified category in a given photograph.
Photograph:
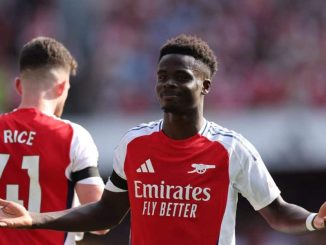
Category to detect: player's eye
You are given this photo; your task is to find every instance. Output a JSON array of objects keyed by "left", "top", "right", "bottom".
[
  {"left": 157, "top": 73, "right": 167, "bottom": 82},
  {"left": 175, "top": 73, "right": 192, "bottom": 83}
]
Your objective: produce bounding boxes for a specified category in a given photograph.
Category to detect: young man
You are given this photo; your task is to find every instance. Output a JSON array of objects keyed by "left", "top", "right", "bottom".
[
  {"left": 0, "top": 35, "right": 325, "bottom": 245},
  {"left": 0, "top": 37, "right": 106, "bottom": 245}
]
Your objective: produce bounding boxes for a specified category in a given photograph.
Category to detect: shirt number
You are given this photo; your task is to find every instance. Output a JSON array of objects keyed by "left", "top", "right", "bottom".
[{"left": 0, "top": 154, "right": 41, "bottom": 212}]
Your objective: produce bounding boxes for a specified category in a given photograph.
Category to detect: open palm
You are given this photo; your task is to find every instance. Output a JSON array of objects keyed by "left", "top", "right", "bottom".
[{"left": 0, "top": 198, "right": 32, "bottom": 228}]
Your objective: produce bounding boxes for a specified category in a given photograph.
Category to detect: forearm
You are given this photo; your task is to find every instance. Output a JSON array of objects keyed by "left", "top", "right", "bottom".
[
  {"left": 259, "top": 197, "right": 312, "bottom": 234},
  {"left": 0, "top": 190, "right": 130, "bottom": 231},
  {"left": 31, "top": 201, "right": 122, "bottom": 232},
  {"left": 269, "top": 202, "right": 310, "bottom": 234}
]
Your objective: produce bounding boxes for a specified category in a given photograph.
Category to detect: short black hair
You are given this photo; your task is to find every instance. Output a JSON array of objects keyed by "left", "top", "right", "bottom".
[
  {"left": 159, "top": 34, "right": 218, "bottom": 78},
  {"left": 19, "top": 36, "right": 78, "bottom": 75}
]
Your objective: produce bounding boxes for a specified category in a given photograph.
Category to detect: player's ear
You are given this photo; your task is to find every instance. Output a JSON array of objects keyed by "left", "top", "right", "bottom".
[
  {"left": 55, "top": 81, "right": 66, "bottom": 96},
  {"left": 15, "top": 77, "right": 23, "bottom": 96},
  {"left": 201, "top": 79, "right": 211, "bottom": 95}
]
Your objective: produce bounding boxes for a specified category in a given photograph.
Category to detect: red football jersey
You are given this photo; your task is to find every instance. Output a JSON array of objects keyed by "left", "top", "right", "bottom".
[
  {"left": 0, "top": 108, "right": 100, "bottom": 245},
  {"left": 107, "top": 119, "right": 280, "bottom": 245}
]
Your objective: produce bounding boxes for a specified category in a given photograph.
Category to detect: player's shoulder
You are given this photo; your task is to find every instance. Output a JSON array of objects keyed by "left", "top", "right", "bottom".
[
  {"left": 127, "top": 119, "right": 162, "bottom": 134},
  {"left": 205, "top": 120, "right": 253, "bottom": 148},
  {"left": 38, "top": 113, "right": 92, "bottom": 140},
  {"left": 0, "top": 112, "right": 9, "bottom": 122},
  {"left": 0, "top": 109, "right": 22, "bottom": 120},
  {"left": 42, "top": 114, "right": 78, "bottom": 132},
  {"left": 206, "top": 120, "right": 259, "bottom": 158},
  {"left": 205, "top": 120, "right": 241, "bottom": 140},
  {"left": 59, "top": 118, "right": 92, "bottom": 138},
  {"left": 0, "top": 108, "right": 68, "bottom": 127},
  {"left": 120, "top": 119, "right": 162, "bottom": 144}
]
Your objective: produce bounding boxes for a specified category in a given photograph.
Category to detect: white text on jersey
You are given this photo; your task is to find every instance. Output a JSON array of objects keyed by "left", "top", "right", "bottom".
[
  {"left": 3, "top": 130, "right": 36, "bottom": 146},
  {"left": 135, "top": 180, "right": 210, "bottom": 219},
  {"left": 134, "top": 180, "right": 211, "bottom": 201}
]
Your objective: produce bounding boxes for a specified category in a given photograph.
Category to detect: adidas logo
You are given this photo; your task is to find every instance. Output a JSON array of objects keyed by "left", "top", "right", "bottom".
[{"left": 136, "top": 159, "right": 155, "bottom": 173}]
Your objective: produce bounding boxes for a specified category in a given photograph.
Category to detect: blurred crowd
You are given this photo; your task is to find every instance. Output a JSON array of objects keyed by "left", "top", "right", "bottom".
[
  {"left": 1, "top": 1, "right": 326, "bottom": 244},
  {"left": 0, "top": 0, "right": 326, "bottom": 114}
]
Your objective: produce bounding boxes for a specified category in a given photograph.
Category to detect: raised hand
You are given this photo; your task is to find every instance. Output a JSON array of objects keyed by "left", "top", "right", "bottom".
[
  {"left": 0, "top": 198, "right": 32, "bottom": 228},
  {"left": 313, "top": 202, "right": 326, "bottom": 229}
]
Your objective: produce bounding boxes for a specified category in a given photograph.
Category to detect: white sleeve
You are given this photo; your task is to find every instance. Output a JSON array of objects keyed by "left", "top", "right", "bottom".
[
  {"left": 112, "top": 141, "right": 127, "bottom": 180},
  {"left": 105, "top": 135, "right": 128, "bottom": 192},
  {"left": 230, "top": 135, "right": 281, "bottom": 210},
  {"left": 65, "top": 123, "right": 101, "bottom": 183},
  {"left": 104, "top": 122, "right": 160, "bottom": 192}
]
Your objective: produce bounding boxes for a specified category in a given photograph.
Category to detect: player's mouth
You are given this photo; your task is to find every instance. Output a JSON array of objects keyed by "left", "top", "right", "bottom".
[{"left": 161, "top": 91, "right": 179, "bottom": 100}]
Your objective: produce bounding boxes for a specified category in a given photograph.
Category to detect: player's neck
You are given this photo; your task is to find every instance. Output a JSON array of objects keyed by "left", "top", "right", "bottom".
[
  {"left": 18, "top": 99, "right": 56, "bottom": 116},
  {"left": 162, "top": 112, "right": 205, "bottom": 140}
]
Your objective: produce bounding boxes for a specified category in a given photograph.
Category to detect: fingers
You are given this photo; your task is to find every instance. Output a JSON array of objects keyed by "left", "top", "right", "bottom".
[
  {"left": 318, "top": 202, "right": 326, "bottom": 217},
  {"left": 0, "top": 222, "right": 8, "bottom": 227},
  {"left": 0, "top": 217, "right": 14, "bottom": 228},
  {"left": 0, "top": 198, "right": 10, "bottom": 207},
  {"left": 314, "top": 215, "right": 325, "bottom": 229},
  {"left": 316, "top": 201, "right": 326, "bottom": 229},
  {"left": 0, "top": 217, "right": 27, "bottom": 228}
]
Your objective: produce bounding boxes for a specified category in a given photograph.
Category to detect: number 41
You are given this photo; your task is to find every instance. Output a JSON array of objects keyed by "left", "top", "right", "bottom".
[{"left": 0, "top": 154, "right": 41, "bottom": 212}]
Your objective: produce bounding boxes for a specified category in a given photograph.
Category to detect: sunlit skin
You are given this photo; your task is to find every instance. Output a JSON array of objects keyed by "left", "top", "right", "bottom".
[
  {"left": 156, "top": 54, "right": 211, "bottom": 140},
  {"left": 16, "top": 67, "right": 70, "bottom": 118},
  {"left": 0, "top": 51, "right": 324, "bottom": 239}
]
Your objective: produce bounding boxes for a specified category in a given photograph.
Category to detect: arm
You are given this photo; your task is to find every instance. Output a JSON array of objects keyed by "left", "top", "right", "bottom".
[
  {"left": 259, "top": 196, "right": 325, "bottom": 234},
  {"left": 75, "top": 183, "right": 104, "bottom": 205},
  {"left": 68, "top": 123, "right": 109, "bottom": 234},
  {"left": 0, "top": 189, "right": 130, "bottom": 232},
  {"left": 75, "top": 182, "right": 109, "bottom": 234}
]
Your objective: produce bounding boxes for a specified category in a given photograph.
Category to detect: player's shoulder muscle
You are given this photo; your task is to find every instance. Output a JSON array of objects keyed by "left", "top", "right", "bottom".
[
  {"left": 120, "top": 119, "right": 162, "bottom": 146},
  {"left": 204, "top": 120, "right": 260, "bottom": 164}
]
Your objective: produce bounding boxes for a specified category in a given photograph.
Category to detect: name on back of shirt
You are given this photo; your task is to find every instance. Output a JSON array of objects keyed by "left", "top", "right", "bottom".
[{"left": 3, "top": 129, "right": 36, "bottom": 146}]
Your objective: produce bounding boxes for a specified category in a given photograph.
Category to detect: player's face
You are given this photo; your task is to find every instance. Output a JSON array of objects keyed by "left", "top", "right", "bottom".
[{"left": 156, "top": 54, "right": 208, "bottom": 114}]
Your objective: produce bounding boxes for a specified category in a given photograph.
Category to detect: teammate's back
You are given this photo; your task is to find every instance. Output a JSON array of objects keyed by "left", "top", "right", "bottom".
[
  {"left": 0, "top": 108, "right": 75, "bottom": 244},
  {"left": 0, "top": 36, "right": 106, "bottom": 245}
]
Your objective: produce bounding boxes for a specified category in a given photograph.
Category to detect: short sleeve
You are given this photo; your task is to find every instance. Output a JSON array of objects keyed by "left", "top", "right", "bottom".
[
  {"left": 104, "top": 121, "right": 161, "bottom": 192},
  {"left": 65, "top": 123, "right": 100, "bottom": 182},
  {"left": 105, "top": 137, "right": 128, "bottom": 192},
  {"left": 230, "top": 135, "right": 280, "bottom": 210}
]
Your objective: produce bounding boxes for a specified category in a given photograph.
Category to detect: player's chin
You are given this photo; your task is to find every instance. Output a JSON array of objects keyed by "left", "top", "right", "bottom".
[{"left": 161, "top": 104, "right": 181, "bottom": 114}]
